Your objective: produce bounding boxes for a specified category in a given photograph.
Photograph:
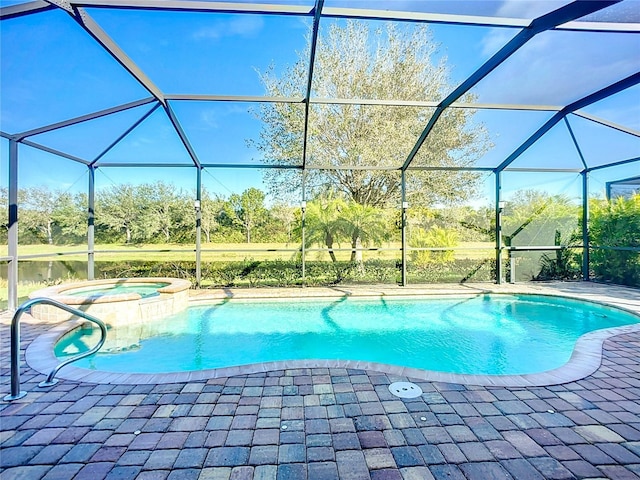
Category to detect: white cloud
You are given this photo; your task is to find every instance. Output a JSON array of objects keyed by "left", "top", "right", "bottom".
[
  {"left": 480, "top": 27, "right": 518, "bottom": 57},
  {"left": 200, "top": 109, "right": 219, "bottom": 129},
  {"left": 192, "top": 15, "right": 264, "bottom": 41},
  {"left": 197, "top": 105, "right": 247, "bottom": 130}
]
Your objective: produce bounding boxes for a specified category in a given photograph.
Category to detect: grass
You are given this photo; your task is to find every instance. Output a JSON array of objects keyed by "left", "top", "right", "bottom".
[
  {"left": 0, "top": 279, "right": 48, "bottom": 311},
  {"left": 1, "top": 242, "right": 495, "bottom": 307},
  {"left": 13, "top": 241, "right": 494, "bottom": 262}
]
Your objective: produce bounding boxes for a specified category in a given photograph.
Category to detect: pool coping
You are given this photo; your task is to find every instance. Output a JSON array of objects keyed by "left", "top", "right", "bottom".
[{"left": 24, "top": 282, "right": 640, "bottom": 388}]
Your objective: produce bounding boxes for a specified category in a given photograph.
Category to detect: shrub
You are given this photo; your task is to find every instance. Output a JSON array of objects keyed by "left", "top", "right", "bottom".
[
  {"left": 408, "top": 258, "right": 494, "bottom": 283},
  {"left": 410, "top": 227, "right": 459, "bottom": 265},
  {"left": 91, "top": 256, "right": 496, "bottom": 287},
  {"left": 589, "top": 195, "right": 640, "bottom": 287}
]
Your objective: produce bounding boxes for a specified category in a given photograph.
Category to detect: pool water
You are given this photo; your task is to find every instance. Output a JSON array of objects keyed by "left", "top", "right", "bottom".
[
  {"left": 64, "top": 282, "right": 169, "bottom": 299},
  {"left": 55, "top": 294, "right": 638, "bottom": 375}
]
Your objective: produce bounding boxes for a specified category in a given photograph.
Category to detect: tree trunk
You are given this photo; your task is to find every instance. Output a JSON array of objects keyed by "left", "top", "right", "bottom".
[
  {"left": 325, "top": 232, "right": 337, "bottom": 262},
  {"left": 350, "top": 236, "right": 363, "bottom": 263},
  {"left": 125, "top": 226, "right": 131, "bottom": 244},
  {"left": 47, "top": 220, "right": 53, "bottom": 245}
]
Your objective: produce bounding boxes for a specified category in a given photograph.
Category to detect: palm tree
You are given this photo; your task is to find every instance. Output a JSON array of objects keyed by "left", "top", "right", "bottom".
[
  {"left": 304, "top": 198, "right": 345, "bottom": 262},
  {"left": 338, "top": 202, "right": 388, "bottom": 262}
]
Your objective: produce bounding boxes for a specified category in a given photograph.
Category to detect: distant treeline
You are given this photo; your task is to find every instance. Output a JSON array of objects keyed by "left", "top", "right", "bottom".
[{"left": 2, "top": 183, "right": 582, "bottom": 248}]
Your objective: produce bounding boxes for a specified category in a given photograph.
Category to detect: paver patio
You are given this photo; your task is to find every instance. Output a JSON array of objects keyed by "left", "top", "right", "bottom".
[{"left": 2, "top": 282, "right": 640, "bottom": 479}]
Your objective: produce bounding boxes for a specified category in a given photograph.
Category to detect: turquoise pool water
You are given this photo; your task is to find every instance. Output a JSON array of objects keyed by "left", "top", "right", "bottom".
[
  {"left": 64, "top": 282, "right": 169, "bottom": 299},
  {"left": 55, "top": 294, "right": 638, "bottom": 375}
]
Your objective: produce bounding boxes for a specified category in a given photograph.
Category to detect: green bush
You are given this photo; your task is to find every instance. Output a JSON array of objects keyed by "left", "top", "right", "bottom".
[
  {"left": 410, "top": 227, "right": 459, "bottom": 265},
  {"left": 589, "top": 194, "right": 640, "bottom": 287},
  {"left": 91, "top": 256, "right": 499, "bottom": 287},
  {"left": 408, "top": 258, "right": 494, "bottom": 283}
]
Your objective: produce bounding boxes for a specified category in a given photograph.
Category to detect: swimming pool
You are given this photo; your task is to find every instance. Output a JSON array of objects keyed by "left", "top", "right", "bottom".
[
  {"left": 64, "top": 282, "right": 169, "bottom": 299},
  {"left": 54, "top": 294, "right": 639, "bottom": 377}
]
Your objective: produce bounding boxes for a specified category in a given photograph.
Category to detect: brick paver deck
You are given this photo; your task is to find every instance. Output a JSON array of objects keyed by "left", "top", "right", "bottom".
[{"left": 2, "top": 282, "right": 640, "bottom": 479}]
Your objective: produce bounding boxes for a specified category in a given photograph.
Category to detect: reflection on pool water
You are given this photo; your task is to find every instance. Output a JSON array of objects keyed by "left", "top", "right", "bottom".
[{"left": 56, "top": 294, "right": 639, "bottom": 376}]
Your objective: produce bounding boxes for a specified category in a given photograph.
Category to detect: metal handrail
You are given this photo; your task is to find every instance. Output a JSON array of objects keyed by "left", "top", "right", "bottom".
[{"left": 4, "top": 297, "right": 107, "bottom": 401}]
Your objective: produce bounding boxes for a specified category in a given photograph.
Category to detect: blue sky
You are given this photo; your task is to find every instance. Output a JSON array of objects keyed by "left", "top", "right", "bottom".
[{"left": 1, "top": 0, "right": 639, "bottom": 205}]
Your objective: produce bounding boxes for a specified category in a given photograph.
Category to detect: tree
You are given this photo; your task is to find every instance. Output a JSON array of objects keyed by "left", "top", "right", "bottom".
[
  {"left": 97, "top": 184, "right": 147, "bottom": 243},
  {"left": 589, "top": 194, "right": 640, "bottom": 286},
  {"left": 200, "top": 189, "right": 226, "bottom": 243},
  {"left": 270, "top": 202, "right": 297, "bottom": 244},
  {"left": 229, "top": 187, "right": 267, "bottom": 243},
  {"left": 502, "top": 191, "right": 579, "bottom": 247},
  {"left": 20, "top": 186, "right": 58, "bottom": 244},
  {"left": 303, "top": 197, "right": 345, "bottom": 262},
  {"left": 338, "top": 202, "right": 388, "bottom": 262},
  {"left": 253, "top": 20, "right": 489, "bottom": 207},
  {"left": 143, "top": 182, "right": 186, "bottom": 243},
  {"left": 52, "top": 192, "right": 87, "bottom": 243}
]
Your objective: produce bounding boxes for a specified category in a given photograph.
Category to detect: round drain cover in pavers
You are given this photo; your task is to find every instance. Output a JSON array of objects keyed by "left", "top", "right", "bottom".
[{"left": 388, "top": 381, "right": 423, "bottom": 398}]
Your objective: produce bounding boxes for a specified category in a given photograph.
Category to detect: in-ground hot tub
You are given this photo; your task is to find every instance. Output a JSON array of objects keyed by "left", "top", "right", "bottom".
[{"left": 29, "top": 277, "right": 191, "bottom": 327}]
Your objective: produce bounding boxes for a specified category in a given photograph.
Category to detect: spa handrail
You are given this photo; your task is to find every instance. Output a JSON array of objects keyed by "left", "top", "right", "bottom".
[{"left": 4, "top": 297, "right": 107, "bottom": 401}]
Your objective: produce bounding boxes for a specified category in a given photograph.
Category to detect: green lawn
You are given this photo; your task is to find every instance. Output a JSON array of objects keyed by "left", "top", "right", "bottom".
[
  {"left": 11, "top": 241, "right": 494, "bottom": 262},
  {"left": 1, "top": 242, "right": 495, "bottom": 307}
]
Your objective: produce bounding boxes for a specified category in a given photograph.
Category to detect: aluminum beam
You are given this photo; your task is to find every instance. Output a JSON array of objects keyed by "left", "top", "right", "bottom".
[
  {"left": 608, "top": 174, "right": 640, "bottom": 184},
  {"left": 310, "top": 98, "right": 439, "bottom": 108},
  {"left": 201, "top": 163, "right": 302, "bottom": 169},
  {"left": 450, "top": 102, "right": 562, "bottom": 112},
  {"left": 401, "top": 0, "right": 620, "bottom": 172},
  {"left": 88, "top": 165, "right": 95, "bottom": 279},
  {"left": 0, "top": 0, "right": 54, "bottom": 19},
  {"left": 301, "top": 170, "right": 307, "bottom": 284},
  {"left": 322, "top": 6, "right": 526, "bottom": 28},
  {"left": 558, "top": 20, "right": 640, "bottom": 33},
  {"left": 311, "top": 165, "right": 399, "bottom": 170},
  {"left": 73, "top": 0, "right": 312, "bottom": 15},
  {"left": 564, "top": 117, "right": 589, "bottom": 170},
  {"left": 96, "top": 162, "right": 196, "bottom": 167},
  {"left": 495, "top": 170, "right": 503, "bottom": 284},
  {"left": 69, "top": 5, "right": 166, "bottom": 104},
  {"left": 4, "top": 0, "right": 634, "bottom": 33},
  {"left": 400, "top": 170, "right": 407, "bottom": 286},
  {"left": 167, "top": 95, "right": 561, "bottom": 111},
  {"left": 572, "top": 111, "right": 640, "bottom": 138},
  {"left": 195, "top": 167, "right": 202, "bottom": 287},
  {"left": 15, "top": 98, "right": 156, "bottom": 141},
  {"left": 582, "top": 171, "right": 589, "bottom": 281},
  {"left": 7, "top": 140, "right": 18, "bottom": 311},
  {"left": 496, "top": 72, "right": 640, "bottom": 172},
  {"left": 164, "top": 102, "right": 202, "bottom": 168},
  {"left": 407, "top": 166, "right": 494, "bottom": 171},
  {"left": 503, "top": 167, "right": 583, "bottom": 173},
  {"left": 92, "top": 103, "right": 161, "bottom": 165},
  {"left": 586, "top": 155, "right": 640, "bottom": 172},
  {"left": 20, "top": 139, "right": 90, "bottom": 165},
  {"left": 165, "top": 94, "right": 305, "bottom": 103},
  {"left": 301, "top": 0, "right": 324, "bottom": 170}
]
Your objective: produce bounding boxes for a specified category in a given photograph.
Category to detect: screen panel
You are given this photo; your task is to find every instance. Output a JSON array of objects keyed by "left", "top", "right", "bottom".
[
  {"left": 88, "top": 8, "right": 310, "bottom": 96},
  {"left": 0, "top": 9, "right": 148, "bottom": 134}
]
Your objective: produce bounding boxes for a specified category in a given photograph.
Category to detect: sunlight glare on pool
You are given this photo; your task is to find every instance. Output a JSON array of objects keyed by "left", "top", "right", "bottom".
[{"left": 55, "top": 294, "right": 638, "bottom": 375}]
